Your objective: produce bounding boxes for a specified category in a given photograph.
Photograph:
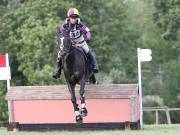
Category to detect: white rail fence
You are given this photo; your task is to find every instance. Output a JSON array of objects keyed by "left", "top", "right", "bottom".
[{"left": 143, "top": 106, "right": 180, "bottom": 124}]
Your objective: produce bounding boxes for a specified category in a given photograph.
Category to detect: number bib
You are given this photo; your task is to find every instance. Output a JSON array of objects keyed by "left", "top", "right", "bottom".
[{"left": 69, "top": 30, "right": 81, "bottom": 39}]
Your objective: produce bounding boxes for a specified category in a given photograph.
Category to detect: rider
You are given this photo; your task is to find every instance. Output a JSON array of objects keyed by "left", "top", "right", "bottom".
[{"left": 53, "top": 8, "right": 99, "bottom": 79}]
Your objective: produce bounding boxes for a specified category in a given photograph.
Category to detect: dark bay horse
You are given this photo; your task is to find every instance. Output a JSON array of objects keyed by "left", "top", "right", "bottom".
[{"left": 59, "top": 33, "right": 88, "bottom": 123}]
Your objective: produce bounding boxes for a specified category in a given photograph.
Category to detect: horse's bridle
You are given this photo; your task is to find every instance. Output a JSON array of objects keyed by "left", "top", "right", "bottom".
[{"left": 60, "top": 35, "right": 76, "bottom": 58}]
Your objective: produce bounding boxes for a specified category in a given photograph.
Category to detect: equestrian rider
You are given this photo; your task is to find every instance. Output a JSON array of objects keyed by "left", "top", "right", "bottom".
[{"left": 53, "top": 8, "right": 99, "bottom": 79}]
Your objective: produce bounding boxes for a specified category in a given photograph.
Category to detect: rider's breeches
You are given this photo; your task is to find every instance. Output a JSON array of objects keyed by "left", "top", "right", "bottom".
[
  {"left": 72, "top": 35, "right": 90, "bottom": 53},
  {"left": 81, "top": 42, "right": 90, "bottom": 53}
]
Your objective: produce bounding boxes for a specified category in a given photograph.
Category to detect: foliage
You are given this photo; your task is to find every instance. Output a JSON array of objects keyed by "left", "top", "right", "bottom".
[
  {"left": 0, "top": 82, "right": 8, "bottom": 125},
  {"left": 161, "top": 60, "right": 180, "bottom": 107},
  {"left": 1, "top": 0, "right": 71, "bottom": 85},
  {"left": 153, "top": 0, "right": 180, "bottom": 41}
]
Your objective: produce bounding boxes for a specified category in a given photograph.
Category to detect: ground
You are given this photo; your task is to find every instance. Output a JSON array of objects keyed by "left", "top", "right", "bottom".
[{"left": 0, "top": 124, "right": 180, "bottom": 135}]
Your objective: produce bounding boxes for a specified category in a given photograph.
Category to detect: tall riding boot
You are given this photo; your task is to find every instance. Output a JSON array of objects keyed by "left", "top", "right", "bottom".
[
  {"left": 52, "top": 58, "right": 62, "bottom": 79},
  {"left": 87, "top": 50, "right": 99, "bottom": 73}
]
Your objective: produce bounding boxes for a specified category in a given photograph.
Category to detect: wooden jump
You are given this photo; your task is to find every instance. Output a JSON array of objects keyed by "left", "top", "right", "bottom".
[{"left": 6, "top": 84, "right": 140, "bottom": 131}]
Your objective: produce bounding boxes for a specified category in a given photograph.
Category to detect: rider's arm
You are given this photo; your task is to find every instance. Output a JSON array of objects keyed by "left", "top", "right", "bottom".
[
  {"left": 86, "top": 31, "right": 91, "bottom": 43},
  {"left": 80, "top": 22, "right": 91, "bottom": 43}
]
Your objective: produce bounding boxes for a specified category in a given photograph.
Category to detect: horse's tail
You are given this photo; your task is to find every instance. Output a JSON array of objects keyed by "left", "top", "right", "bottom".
[{"left": 70, "top": 71, "right": 80, "bottom": 83}]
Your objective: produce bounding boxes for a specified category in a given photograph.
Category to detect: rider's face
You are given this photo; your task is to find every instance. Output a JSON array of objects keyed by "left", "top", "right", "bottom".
[{"left": 70, "top": 18, "right": 78, "bottom": 24}]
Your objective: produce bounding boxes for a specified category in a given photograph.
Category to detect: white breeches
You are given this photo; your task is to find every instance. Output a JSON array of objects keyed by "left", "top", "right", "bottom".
[
  {"left": 80, "top": 42, "right": 89, "bottom": 53},
  {"left": 72, "top": 35, "right": 90, "bottom": 53}
]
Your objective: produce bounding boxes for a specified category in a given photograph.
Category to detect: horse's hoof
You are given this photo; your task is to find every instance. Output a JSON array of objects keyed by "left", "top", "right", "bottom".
[
  {"left": 76, "top": 115, "right": 83, "bottom": 124},
  {"left": 95, "top": 81, "right": 99, "bottom": 85},
  {"left": 86, "top": 81, "right": 91, "bottom": 85},
  {"left": 81, "top": 108, "right": 88, "bottom": 117}
]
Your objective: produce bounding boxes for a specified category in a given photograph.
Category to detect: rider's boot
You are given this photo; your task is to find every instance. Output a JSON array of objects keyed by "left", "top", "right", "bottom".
[{"left": 87, "top": 50, "right": 99, "bottom": 73}]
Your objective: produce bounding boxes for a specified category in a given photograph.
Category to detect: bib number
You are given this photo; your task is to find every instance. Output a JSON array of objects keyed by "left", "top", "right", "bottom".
[{"left": 70, "top": 30, "right": 81, "bottom": 39}]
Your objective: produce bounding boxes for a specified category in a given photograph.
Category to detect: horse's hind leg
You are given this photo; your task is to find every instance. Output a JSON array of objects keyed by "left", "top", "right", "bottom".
[
  {"left": 80, "top": 76, "right": 88, "bottom": 117},
  {"left": 67, "top": 82, "right": 82, "bottom": 123}
]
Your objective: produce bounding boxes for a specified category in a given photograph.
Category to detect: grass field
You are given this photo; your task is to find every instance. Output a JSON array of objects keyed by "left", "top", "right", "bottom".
[{"left": 0, "top": 124, "right": 180, "bottom": 135}]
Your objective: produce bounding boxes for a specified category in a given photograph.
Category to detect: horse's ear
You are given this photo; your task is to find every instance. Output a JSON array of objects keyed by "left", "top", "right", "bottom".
[
  {"left": 77, "top": 18, "right": 80, "bottom": 24},
  {"left": 65, "top": 18, "right": 70, "bottom": 24}
]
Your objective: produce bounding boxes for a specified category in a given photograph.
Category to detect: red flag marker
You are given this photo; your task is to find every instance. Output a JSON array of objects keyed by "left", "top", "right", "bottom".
[
  {"left": 0, "top": 54, "right": 11, "bottom": 81},
  {"left": 0, "top": 55, "right": 6, "bottom": 67}
]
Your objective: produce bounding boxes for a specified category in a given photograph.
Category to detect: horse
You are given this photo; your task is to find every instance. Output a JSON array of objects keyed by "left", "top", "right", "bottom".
[{"left": 59, "top": 32, "right": 90, "bottom": 123}]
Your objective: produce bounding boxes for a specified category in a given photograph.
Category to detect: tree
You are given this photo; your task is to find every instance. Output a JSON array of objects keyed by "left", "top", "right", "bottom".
[
  {"left": 0, "top": 82, "right": 8, "bottom": 125},
  {"left": 1, "top": 0, "right": 72, "bottom": 85},
  {"left": 161, "top": 60, "right": 180, "bottom": 107},
  {"left": 153, "top": 0, "right": 180, "bottom": 41}
]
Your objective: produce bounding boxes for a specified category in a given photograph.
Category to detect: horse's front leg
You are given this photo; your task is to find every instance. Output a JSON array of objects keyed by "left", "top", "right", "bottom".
[
  {"left": 80, "top": 76, "right": 88, "bottom": 117},
  {"left": 67, "top": 82, "right": 82, "bottom": 123}
]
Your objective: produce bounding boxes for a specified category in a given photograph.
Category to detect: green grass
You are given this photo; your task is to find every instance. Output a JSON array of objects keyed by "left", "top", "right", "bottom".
[{"left": 0, "top": 124, "right": 180, "bottom": 135}]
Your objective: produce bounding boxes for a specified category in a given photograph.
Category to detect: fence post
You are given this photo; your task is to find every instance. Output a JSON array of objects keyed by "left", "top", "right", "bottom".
[
  {"left": 165, "top": 109, "right": 171, "bottom": 124},
  {"left": 155, "top": 110, "right": 159, "bottom": 125}
]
